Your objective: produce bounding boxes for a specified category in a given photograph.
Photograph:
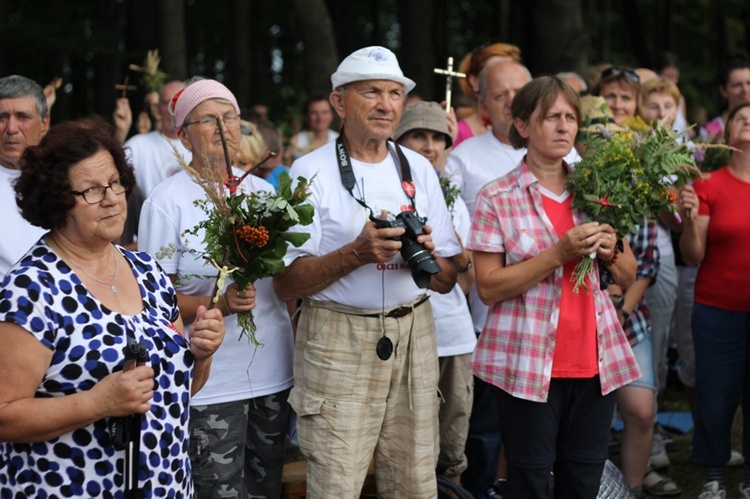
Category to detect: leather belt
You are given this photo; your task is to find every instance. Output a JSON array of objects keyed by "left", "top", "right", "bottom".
[{"left": 364, "top": 295, "right": 430, "bottom": 319}]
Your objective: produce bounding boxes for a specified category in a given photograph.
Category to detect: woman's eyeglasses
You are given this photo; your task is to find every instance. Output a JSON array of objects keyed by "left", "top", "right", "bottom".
[
  {"left": 71, "top": 175, "right": 129, "bottom": 204},
  {"left": 184, "top": 114, "right": 241, "bottom": 131},
  {"left": 600, "top": 66, "right": 640, "bottom": 83}
]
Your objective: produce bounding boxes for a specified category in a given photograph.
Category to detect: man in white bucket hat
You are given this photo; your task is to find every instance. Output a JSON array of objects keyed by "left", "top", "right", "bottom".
[{"left": 274, "top": 46, "right": 462, "bottom": 497}]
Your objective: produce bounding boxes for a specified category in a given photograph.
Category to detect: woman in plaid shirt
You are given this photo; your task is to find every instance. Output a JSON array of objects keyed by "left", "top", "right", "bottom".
[{"left": 467, "top": 76, "right": 641, "bottom": 498}]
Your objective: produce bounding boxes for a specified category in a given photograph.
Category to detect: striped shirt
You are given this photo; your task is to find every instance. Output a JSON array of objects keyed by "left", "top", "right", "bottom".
[{"left": 467, "top": 161, "right": 641, "bottom": 403}]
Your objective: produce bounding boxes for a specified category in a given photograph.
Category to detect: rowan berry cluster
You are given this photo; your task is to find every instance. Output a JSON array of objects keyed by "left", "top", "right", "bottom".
[{"left": 236, "top": 225, "right": 269, "bottom": 248}]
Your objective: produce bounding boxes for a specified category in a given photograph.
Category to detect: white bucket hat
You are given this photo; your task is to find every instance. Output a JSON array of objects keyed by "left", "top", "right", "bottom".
[{"left": 331, "top": 46, "right": 416, "bottom": 93}]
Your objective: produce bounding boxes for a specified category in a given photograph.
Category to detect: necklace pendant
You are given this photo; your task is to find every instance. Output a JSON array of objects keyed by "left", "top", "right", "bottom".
[{"left": 111, "top": 285, "right": 118, "bottom": 294}]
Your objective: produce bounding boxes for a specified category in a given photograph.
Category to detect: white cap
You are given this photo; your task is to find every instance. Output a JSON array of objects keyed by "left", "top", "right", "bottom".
[{"left": 331, "top": 46, "right": 416, "bottom": 93}]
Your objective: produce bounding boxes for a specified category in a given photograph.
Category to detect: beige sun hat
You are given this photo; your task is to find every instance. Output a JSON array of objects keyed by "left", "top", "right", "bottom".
[
  {"left": 579, "top": 95, "right": 629, "bottom": 133},
  {"left": 394, "top": 101, "right": 453, "bottom": 148}
]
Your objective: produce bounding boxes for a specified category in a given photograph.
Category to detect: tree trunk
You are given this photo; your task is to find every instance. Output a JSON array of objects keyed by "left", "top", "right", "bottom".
[
  {"left": 0, "top": 0, "right": 9, "bottom": 74},
  {"left": 228, "top": 0, "right": 251, "bottom": 108},
  {"left": 292, "top": 0, "right": 339, "bottom": 97},
  {"left": 158, "top": 0, "right": 188, "bottom": 80},
  {"left": 620, "top": 0, "right": 650, "bottom": 67},
  {"left": 249, "top": 1, "right": 269, "bottom": 109},
  {"left": 94, "top": 1, "right": 124, "bottom": 123},
  {"left": 528, "top": 0, "right": 588, "bottom": 75},
  {"left": 399, "top": 0, "right": 435, "bottom": 99}
]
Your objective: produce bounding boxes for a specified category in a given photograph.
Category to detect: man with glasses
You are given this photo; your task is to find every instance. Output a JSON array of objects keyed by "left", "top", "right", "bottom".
[{"left": 0, "top": 75, "right": 50, "bottom": 277}]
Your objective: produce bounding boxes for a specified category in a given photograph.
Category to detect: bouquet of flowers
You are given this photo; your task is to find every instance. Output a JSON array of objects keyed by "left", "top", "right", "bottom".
[
  {"left": 174, "top": 147, "right": 314, "bottom": 345},
  {"left": 566, "top": 115, "right": 701, "bottom": 292}
]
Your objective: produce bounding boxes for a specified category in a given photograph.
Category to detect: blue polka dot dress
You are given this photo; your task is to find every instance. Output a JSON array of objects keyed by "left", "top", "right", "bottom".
[{"left": 0, "top": 239, "right": 194, "bottom": 498}]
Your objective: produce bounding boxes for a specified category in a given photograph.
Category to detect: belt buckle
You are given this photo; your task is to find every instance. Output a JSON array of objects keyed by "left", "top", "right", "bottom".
[{"left": 386, "top": 305, "right": 411, "bottom": 319}]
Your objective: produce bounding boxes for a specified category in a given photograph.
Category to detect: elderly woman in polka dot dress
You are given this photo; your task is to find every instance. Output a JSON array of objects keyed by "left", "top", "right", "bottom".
[{"left": 0, "top": 118, "right": 225, "bottom": 498}]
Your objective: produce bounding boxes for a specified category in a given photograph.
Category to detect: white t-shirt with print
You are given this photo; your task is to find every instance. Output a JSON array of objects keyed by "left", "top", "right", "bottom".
[{"left": 283, "top": 141, "right": 462, "bottom": 309}]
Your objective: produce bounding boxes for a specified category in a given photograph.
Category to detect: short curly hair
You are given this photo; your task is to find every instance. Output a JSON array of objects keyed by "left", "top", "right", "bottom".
[{"left": 15, "top": 117, "right": 135, "bottom": 231}]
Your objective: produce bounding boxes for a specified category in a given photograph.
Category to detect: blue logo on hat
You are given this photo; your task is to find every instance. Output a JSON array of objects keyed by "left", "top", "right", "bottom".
[{"left": 368, "top": 48, "right": 388, "bottom": 63}]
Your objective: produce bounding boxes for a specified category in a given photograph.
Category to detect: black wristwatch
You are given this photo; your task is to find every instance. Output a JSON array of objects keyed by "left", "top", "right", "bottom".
[
  {"left": 621, "top": 309, "right": 631, "bottom": 322},
  {"left": 457, "top": 259, "right": 472, "bottom": 274}
]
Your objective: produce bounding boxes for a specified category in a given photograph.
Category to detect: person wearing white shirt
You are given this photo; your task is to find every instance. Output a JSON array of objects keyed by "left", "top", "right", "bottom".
[
  {"left": 0, "top": 75, "right": 49, "bottom": 277},
  {"left": 273, "top": 46, "right": 461, "bottom": 498}
]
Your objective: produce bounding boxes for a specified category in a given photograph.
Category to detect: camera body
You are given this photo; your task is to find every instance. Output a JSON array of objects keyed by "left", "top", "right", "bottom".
[{"left": 370, "top": 211, "right": 441, "bottom": 289}]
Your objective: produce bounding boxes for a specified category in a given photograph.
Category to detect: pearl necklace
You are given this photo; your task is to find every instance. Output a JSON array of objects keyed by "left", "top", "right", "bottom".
[{"left": 53, "top": 237, "right": 119, "bottom": 294}]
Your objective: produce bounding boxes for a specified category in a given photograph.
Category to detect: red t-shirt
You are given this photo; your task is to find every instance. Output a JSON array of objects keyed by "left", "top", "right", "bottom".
[
  {"left": 541, "top": 190, "right": 599, "bottom": 378},
  {"left": 694, "top": 167, "right": 750, "bottom": 311}
]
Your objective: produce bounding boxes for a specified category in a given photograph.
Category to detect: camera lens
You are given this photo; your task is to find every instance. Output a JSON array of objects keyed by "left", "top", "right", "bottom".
[{"left": 399, "top": 236, "right": 441, "bottom": 289}]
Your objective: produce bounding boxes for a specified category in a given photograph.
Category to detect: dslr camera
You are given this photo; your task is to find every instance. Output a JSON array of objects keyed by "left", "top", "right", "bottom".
[{"left": 371, "top": 211, "right": 441, "bottom": 289}]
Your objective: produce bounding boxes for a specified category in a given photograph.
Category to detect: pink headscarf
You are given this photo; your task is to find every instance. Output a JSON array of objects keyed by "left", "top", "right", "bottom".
[{"left": 170, "top": 79, "right": 240, "bottom": 131}]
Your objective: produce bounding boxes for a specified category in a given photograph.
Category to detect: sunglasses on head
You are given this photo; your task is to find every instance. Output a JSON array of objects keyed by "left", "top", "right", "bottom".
[{"left": 601, "top": 66, "right": 640, "bottom": 83}]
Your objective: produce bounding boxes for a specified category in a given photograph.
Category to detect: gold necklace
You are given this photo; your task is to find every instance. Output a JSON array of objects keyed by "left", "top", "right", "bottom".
[{"left": 53, "top": 237, "right": 119, "bottom": 294}]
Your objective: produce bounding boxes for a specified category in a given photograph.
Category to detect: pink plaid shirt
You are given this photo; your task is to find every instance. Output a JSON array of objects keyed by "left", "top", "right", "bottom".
[{"left": 467, "top": 161, "right": 641, "bottom": 403}]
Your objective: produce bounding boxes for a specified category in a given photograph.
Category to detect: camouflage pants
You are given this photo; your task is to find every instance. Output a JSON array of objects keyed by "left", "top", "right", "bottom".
[{"left": 189, "top": 389, "right": 292, "bottom": 499}]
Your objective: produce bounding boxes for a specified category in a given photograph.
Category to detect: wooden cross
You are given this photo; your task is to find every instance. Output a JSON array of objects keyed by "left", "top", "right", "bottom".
[
  {"left": 114, "top": 76, "right": 137, "bottom": 99},
  {"left": 433, "top": 57, "right": 466, "bottom": 112}
]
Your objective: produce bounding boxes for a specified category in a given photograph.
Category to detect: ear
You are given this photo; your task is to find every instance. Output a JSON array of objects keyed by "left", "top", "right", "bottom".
[
  {"left": 178, "top": 127, "right": 193, "bottom": 151},
  {"left": 39, "top": 115, "right": 51, "bottom": 139},
  {"left": 478, "top": 97, "right": 489, "bottom": 119},
  {"left": 330, "top": 91, "right": 346, "bottom": 120},
  {"left": 467, "top": 74, "right": 479, "bottom": 95},
  {"left": 719, "top": 84, "right": 728, "bottom": 99},
  {"left": 513, "top": 117, "right": 530, "bottom": 139}
]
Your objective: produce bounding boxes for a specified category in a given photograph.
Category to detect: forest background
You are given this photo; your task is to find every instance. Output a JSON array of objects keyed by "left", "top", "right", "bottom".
[{"left": 1, "top": 0, "right": 750, "bottom": 134}]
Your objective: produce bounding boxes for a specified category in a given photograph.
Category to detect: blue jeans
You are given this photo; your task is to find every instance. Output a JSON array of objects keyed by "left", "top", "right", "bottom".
[{"left": 691, "top": 302, "right": 750, "bottom": 466}]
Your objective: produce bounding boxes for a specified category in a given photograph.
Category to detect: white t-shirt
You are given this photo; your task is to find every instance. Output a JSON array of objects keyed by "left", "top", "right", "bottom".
[
  {"left": 124, "top": 131, "right": 191, "bottom": 198},
  {"left": 283, "top": 141, "right": 462, "bottom": 309},
  {"left": 0, "top": 165, "right": 46, "bottom": 277},
  {"left": 431, "top": 194, "right": 476, "bottom": 357},
  {"left": 445, "top": 133, "right": 580, "bottom": 333},
  {"left": 292, "top": 129, "right": 339, "bottom": 160},
  {"left": 138, "top": 170, "right": 294, "bottom": 406}
]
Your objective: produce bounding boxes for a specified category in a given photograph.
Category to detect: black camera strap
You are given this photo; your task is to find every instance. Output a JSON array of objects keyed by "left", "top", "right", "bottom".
[
  {"left": 335, "top": 133, "right": 418, "bottom": 217},
  {"left": 335, "top": 133, "right": 422, "bottom": 361}
]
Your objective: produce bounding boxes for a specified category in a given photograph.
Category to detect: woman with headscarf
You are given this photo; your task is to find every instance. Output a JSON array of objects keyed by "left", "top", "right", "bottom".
[{"left": 139, "top": 79, "right": 295, "bottom": 499}]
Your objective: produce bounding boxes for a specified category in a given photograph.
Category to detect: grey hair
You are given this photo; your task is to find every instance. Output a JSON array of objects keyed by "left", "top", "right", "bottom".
[
  {"left": 556, "top": 72, "right": 588, "bottom": 93},
  {"left": 0, "top": 75, "right": 48, "bottom": 121},
  {"left": 478, "top": 62, "right": 532, "bottom": 104},
  {"left": 334, "top": 85, "right": 348, "bottom": 97},
  {"left": 182, "top": 75, "right": 206, "bottom": 86}
]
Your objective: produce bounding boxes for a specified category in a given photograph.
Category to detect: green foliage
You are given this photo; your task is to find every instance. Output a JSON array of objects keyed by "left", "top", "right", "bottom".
[
  {"left": 439, "top": 174, "right": 461, "bottom": 220},
  {"left": 184, "top": 171, "right": 314, "bottom": 344},
  {"left": 567, "top": 119, "right": 702, "bottom": 291},
  {"left": 568, "top": 119, "right": 701, "bottom": 239}
]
